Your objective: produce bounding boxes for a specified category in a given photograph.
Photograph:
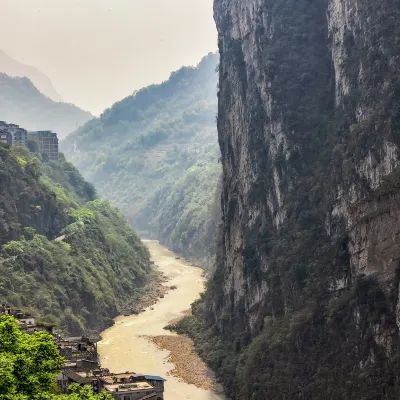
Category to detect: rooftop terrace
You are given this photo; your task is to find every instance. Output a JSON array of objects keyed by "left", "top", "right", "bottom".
[{"left": 104, "top": 381, "right": 154, "bottom": 393}]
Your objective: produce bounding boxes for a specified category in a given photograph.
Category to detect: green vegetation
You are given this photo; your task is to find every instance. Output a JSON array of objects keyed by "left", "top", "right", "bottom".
[
  {"left": 0, "top": 73, "right": 92, "bottom": 138},
  {"left": 0, "top": 144, "right": 151, "bottom": 335},
  {"left": 184, "top": 0, "right": 400, "bottom": 398},
  {"left": 183, "top": 275, "right": 400, "bottom": 399},
  {"left": 62, "top": 53, "right": 221, "bottom": 266},
  {"left": 0, "top": 146, "right": 94, "bottom": 248},
  {"left": 0, "top": 315, "right": 112, "bottom": 400}
]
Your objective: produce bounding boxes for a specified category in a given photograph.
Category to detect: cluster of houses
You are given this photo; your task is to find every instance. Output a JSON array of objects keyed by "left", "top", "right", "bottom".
[
  {"left": 0, "top": 121, "right": 59, "bottom": 162},
  {"left": 0, "top": 305, "right": 165, "bottom": 400},
  {"left": 57, "top": 336, "right": 166, "bottom": 400},
  {"left": 0, "top": 304, "right": 55, "bottom": 334}
]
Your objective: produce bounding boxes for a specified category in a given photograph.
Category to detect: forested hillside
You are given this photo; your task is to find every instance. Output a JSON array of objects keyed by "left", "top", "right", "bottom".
[
  {"left": 62, "top": 53, "right": 220, "bottom": 265},
  {"left": 0, "top": 144, "right": 152, "bottom": 335},
  {"left": 0, "top": 73, "right": 92, "bottom": 138}
]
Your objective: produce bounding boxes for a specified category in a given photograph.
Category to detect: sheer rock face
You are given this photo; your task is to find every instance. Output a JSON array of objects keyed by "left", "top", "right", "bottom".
[
  {"left": 326, "top": 0, "right": 400, "bottom": 284},
  {"left": 211, "top": 0, "right": 400, "bottom": 394}
]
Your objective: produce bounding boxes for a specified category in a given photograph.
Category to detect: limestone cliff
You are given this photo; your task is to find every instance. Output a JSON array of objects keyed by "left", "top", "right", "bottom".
[{"left": 200, "top": 0, "right": 400, "bottom": 398}]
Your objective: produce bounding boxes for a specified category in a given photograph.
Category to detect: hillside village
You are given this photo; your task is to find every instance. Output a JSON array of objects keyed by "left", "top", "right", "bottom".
[
  {"left": 0, "top": 120, "right": 168, "bottom": 399},
  {"left": 0, "top": 305, "right": 166, "bottom": 400},
  {"left": 0, "top": 120, "right": 59, "bottom": 161}
]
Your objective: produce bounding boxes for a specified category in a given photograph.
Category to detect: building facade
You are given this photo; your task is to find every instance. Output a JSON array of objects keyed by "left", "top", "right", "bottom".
[
  {"left": 0, "top": 122, "right": 60, "bottom": 162},
  {"left": 0, "top": 130, "right": 12, "bottom": 146},
  {"left": 0, "top": 122, "right": 28, "bottom": 147},
  {"left": 59, "top": 369, "right": 165, "bottom": 400},
  {"left": 28, "top": 131, "right": 59, "bottom": 161},
  {"left": 11, "top": 126, "right": 28, "bottom": 147},
  {"left": 95, "top": 372, "right": 165, "bottom": 400}
]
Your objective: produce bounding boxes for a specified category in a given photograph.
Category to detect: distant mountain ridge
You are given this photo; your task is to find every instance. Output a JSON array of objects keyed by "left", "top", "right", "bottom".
[
  {"left": 62, "top": 53, "right": 221, "bottom": 265},
  {"left": 0, "top": 49, "right": 62, "bottom": 102},
  {"left": 0, "top": 73, "right": 93, "bottom": 138}
]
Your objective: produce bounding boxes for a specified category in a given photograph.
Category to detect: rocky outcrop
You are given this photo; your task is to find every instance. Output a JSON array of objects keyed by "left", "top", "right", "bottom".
[{"left": 202, "top": 0, "right": 400, "bottom": 398}]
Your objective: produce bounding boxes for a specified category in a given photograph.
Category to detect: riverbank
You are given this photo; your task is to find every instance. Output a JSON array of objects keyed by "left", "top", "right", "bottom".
[
  {"left": 145, "top": 334, "right": 217, "bottom": 391},
  {"left": 117, "top": 271, "right": 170, "bottom": 316},
  {"left": 98, "top": 240, "right": 224, "bottom": 400}
]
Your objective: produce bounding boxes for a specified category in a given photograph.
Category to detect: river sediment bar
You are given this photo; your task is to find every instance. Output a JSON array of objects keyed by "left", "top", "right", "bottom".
[{"left": 144, "top": 335, "right": 216, "bottom": 391}]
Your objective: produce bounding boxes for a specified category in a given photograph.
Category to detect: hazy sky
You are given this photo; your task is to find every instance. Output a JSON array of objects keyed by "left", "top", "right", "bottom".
[{"left": 0, "top": 0, "right": 217, "bottom": 115}]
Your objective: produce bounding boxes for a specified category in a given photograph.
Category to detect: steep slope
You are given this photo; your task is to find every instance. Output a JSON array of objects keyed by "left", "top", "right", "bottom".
[
  {"left": 0, "top": 73, "right": 92, "bottom": 138},
  {"left": 62, "top": 53, "right": 221, "bottom": 265},
  {"left": 0, "top": 144, "right": 152, "bottom": 335},
  {"left": 183, "top": 0, "right": 400, "bottom": 399},
  {"left": 0, "top": 49, "right": 63, "bottom": 102}
]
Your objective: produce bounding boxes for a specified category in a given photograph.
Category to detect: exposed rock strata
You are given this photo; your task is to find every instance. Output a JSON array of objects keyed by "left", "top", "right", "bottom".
[{"left": 205, "top": 0, "right": 400, "bottom": 398}]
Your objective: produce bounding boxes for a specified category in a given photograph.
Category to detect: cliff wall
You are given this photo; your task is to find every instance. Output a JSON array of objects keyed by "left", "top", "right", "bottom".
[{"left": 201, "top": 0, "right": 400, "bottom": 398}]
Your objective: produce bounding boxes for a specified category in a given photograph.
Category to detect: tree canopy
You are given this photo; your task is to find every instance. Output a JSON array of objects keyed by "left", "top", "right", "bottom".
[{"left": 0, "top": 316, "right": 111, "bottom": 400}]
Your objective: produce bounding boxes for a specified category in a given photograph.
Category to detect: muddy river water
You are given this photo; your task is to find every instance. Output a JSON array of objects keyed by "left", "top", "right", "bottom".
[{"left": 98, "top": 240, "right": 224, "bottom": 400}]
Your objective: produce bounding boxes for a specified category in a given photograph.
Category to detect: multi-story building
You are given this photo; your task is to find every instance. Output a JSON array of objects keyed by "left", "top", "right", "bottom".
[
  {"left": 56, "top": 335, "right": 98, "bottom": 363},
  {"left": 97, "top": 373, "right": 165, "bottom": 400},
  {"left": 12, "top": 128, "right": 28, "bottom": 147},
  {"left": 28, "top": 130, "right": 59, "bottom": 161},
  {"left": 0, "top": 130, "right": 12, "bottom": 146},
  {"left": 0, "top": 122, "right": 28, "bottom": 147},
  {"left": 0, "top": 123, "right": 61, "bottom": 161},
  {"left": 59, "top": 369, "right": 165, "bottom": 400}
]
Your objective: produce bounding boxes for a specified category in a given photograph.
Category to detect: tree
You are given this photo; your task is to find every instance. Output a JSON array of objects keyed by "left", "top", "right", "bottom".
[{"left": 0, "top": 316, "right": 111, "bottom": 400}]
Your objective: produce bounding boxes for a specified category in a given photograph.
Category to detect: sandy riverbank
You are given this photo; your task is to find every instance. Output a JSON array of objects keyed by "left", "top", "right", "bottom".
[{"left": 145, "top": 334, "right": 217, "bottom": 391}]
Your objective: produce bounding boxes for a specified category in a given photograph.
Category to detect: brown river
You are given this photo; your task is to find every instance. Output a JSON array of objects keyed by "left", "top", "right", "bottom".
[{"left": 98, "top": 240, "right": 225, "bottom": 400}]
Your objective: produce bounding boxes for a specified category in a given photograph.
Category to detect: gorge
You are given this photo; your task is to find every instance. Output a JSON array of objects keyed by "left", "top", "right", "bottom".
[
  {"left": 2, "top": 0, "right": 400, "bottom": 398},
  {"left": 62, "top": 53, "right": 221, "bottom": 267}
]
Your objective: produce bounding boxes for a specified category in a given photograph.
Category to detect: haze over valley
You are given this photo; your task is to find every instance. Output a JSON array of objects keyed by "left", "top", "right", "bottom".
[
  {"left": 62, "top": 53, "right": 220, "bottom": 266},
  {"left": 0, "top": 49, "right": 63, "bottom": 102},
  {"left": 0, "top": 71, "right": 93, "bottom": 138},
  {"left": 2, "top": 1, "right": 400, "bottom": 399},
  {"left": 0, "top": 0, "right": 216, "bottom": 115}
]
